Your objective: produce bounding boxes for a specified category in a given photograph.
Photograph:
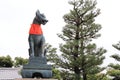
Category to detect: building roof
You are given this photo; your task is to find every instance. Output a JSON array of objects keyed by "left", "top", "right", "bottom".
[{"left": 0, "top": 68, "right": 22, "bottom": 80}]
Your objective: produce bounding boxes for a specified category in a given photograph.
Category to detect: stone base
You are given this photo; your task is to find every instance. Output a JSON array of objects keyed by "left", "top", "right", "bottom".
[
  {"left": 28, "top": 57, "right": 47, "bottom": 64},
  {"left": 21, "top": 57, "right": 52, "bottom": 78}
]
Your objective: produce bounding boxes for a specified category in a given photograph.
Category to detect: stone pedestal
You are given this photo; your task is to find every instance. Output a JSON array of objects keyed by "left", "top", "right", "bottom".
[{"left": 21, "top": 57, "right": 52, "bottom": 78}]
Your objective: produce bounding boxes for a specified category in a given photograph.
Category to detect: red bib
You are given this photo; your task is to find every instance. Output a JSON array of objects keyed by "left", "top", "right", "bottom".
[{"left": 29, "top": 24, "right": 43, "bottom": 35}]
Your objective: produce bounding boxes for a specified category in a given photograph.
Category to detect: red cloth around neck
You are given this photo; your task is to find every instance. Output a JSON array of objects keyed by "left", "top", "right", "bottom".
[{"left": 29, "top": 24, "right": 43, "bottom": 35}]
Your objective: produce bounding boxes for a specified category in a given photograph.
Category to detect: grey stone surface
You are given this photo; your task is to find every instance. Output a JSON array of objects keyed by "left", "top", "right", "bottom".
[
  {"left": 0, "top": 68, "right": 22, "bottom": 80},
  {"left": 28, "top": 57, "right": 47, "bottom": 64},
  {"left": 21, "top": 56, "right": 52, "bottom": 78}
]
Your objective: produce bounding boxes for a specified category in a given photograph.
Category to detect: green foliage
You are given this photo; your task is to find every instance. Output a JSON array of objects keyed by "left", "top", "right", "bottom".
[
  {"left": 88, "top": 73, "right": 110, "bottom": 80},
  {"left": 107, "top": 42, "right": 120, "bottom": 79},
  {"left": 108, "top": 63, "right": 120, "bottom": 70},
  {"left": 47, "top": 0, "right": 107, "bottom": 80},
  {"left": 110, "top": 54, "right": 120, "bottom": 62},
  {"left": 45, "top": 43, "right": 58, "bottom": 64},
  {"left": 107, "top": 69, "right": 120, "bottom": 77},
  {"left": 52, "top": 68, "right": 61, "bottom": 80},
  {"left": 0, "top": 55, "right": 13, "bottom": 67},
  {"left": 112, "top": 42, "right": 120, "bottom": 51},
  {"left": 14, "top": 57, "right": 28, "bottom": 67}
]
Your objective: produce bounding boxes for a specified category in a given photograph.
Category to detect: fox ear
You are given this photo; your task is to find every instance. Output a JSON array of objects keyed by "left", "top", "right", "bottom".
[{"left": 36, "top": 10, "right": 40, "bottom": 17}]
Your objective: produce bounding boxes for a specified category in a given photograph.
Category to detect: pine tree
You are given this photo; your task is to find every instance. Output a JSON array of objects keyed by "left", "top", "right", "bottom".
[
  {"left": 48, "top": 0, "right": 106, "bottom": 80},
  {"left": 107, "top": 42, "right": 120, "bottom": 80}
]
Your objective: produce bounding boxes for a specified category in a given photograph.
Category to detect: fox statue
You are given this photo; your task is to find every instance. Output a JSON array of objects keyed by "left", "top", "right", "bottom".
[{"left": 28, "top": 10, "right": 48, "bottom": 57}]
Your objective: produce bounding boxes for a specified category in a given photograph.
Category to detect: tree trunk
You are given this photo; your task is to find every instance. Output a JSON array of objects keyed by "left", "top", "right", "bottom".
[
  {"left": 74, "top": 66, "right": 80, "bottom": 80},
  {"left": 83, "top": 69, "right": 87, "bottom": 80}
]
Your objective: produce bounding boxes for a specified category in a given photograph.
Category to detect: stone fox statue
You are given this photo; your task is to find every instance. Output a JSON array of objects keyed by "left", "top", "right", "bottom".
[{"left": 28, "top": 10, "right": 48, "bottom": 57}]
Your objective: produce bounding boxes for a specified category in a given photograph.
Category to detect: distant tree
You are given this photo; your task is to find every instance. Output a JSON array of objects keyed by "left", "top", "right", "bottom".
[
  {"left": 14, "top": 57, "right": 28, "bottom": 67},
  {"left": 47, "top": 0, "right": 107, "bottom": 80},
  {"left": 45, "top": 43, "right": 61, "bottom": 79},
  {"left": 107, "top": 42, "right": 120, "bottom": 80},
  {"left": 0, "top": 55, "right": 13, "bottom": 67}
]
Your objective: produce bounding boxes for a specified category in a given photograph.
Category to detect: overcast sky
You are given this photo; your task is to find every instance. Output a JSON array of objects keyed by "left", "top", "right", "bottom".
[{"left": 0, "top": 0, "right": 120, "bottom": 66}]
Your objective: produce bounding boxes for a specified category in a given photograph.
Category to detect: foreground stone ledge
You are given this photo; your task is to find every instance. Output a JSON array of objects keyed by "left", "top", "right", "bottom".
[{"left": 15, "top": 78, "right": 58, "bottom": 80}]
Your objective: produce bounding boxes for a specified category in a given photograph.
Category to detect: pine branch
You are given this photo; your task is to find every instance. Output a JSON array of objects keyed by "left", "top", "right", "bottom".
[
  {"left": 112, "top": 42, "right": 120, "bottom": 51},
  {"left": 111, "top": 54, "right": 120, "bottom": 62},
  {"left": 108, "top": 63, "right": 120, "bottom": 70}
]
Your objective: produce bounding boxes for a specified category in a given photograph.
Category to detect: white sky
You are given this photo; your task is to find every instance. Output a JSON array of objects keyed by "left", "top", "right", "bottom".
[{"left": 0, "top": 0, "right": 120, "bottom": 66}]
